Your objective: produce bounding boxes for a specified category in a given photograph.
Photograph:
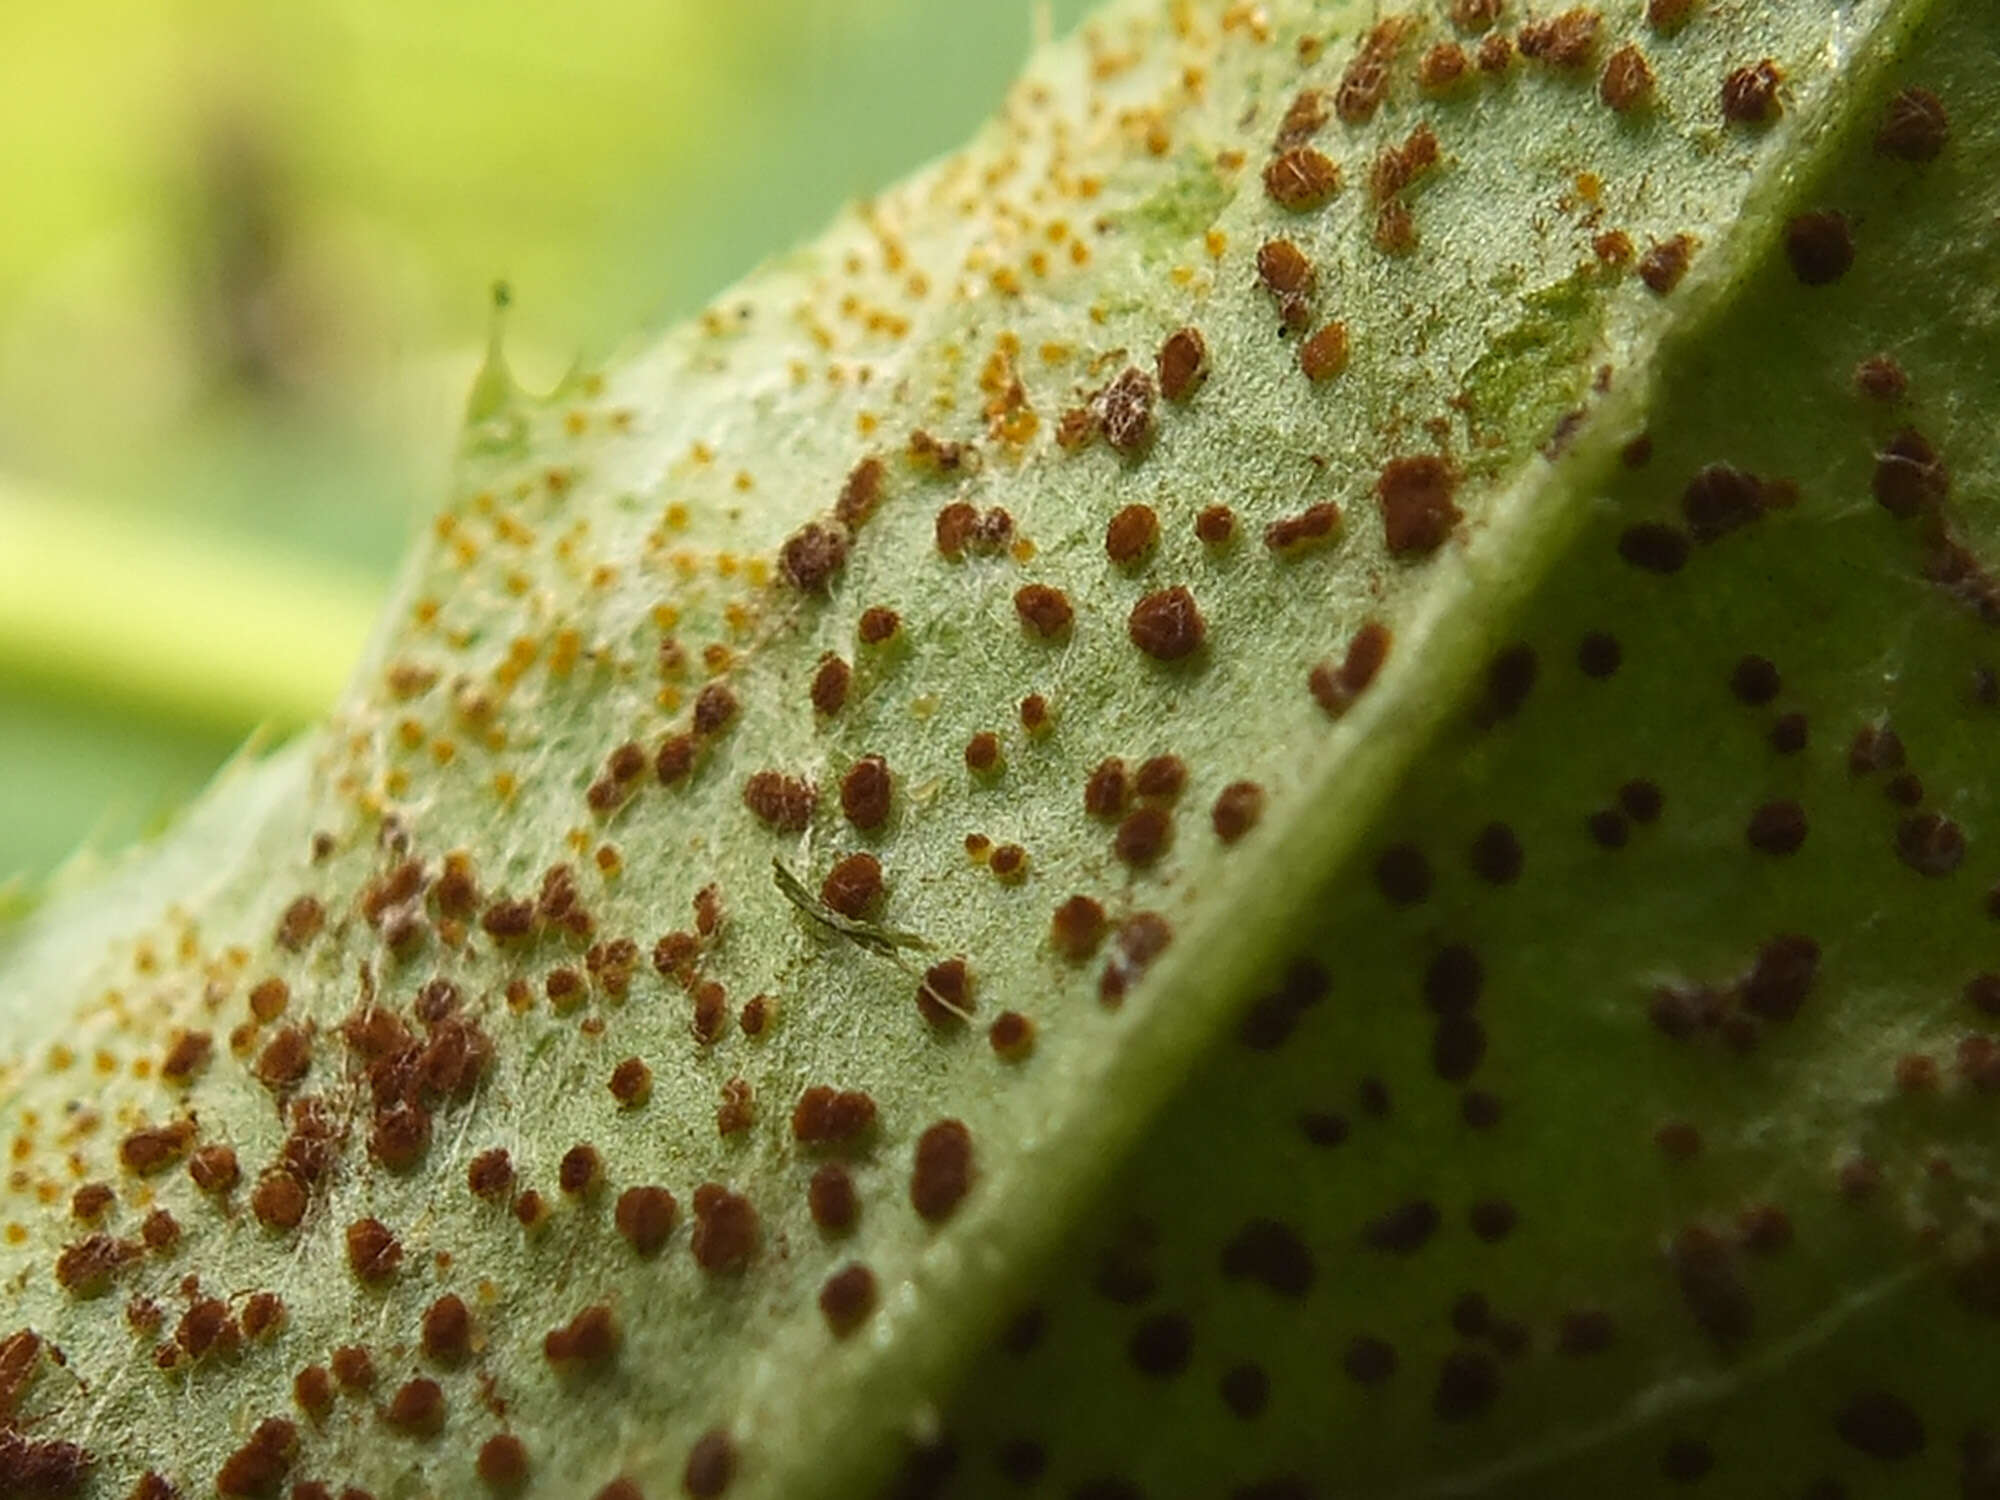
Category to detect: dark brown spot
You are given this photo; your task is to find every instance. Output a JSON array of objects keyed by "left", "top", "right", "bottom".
[
  {"left": 1682, "top": 464, "right": 1765, "bottom": 542},
  {"left": 557, "top": 1143, "right": 602, "bottom": 1197},
  {"left": 1335, "top": 18, "right": 1408, "bottom": 124},
  {"left": 1105, "top": 505, "right": 1160, "bottom": 566},
  {"left": 176, "top": 1298, "right": 238, "bottom": 1360},
  {"left": 292, "top": 1364, "right": 333, "bottom": 1419},
  {"left": 419, "top": 1294, "right": 471, "bottom": 1365},
  {"left": 1722, "top": 59, "right": 1783, "bottom": 123},
  {"left": 1085, "top": 758, "right": 1131, "bottom": 819},
  {"left": 742, "top": 771, "right": 815, "bottom": 832},
  {"left": 345, "top": 1218, "right": 401, "bottom": 1282},
  {"left": 1013, "top": 584, "right": 1074, "bottom": 638},
  {"left": 1834, "top": 1390, "right": 1925, "bottom": 1461},
  {"left": 215, "top": 1418, "right": 296, "bottom": 1498},
  {"left": 1517, "top": 8, "right": 1599, "bottom": 69},
  {"left": 655, "top": 734, "right": 697, "bottom": 786},
  {"left": 1221, "top": 1220, "right": 1317, "bottom": 1297},
  {"left": 839, "top": 756, "right": 892, "bottom": 831},
  {"left": 779, "top": 521, "right": 849, "bottom": 593},
  {"left": 1746, "top": 800, "right": 1808, "bottom": 854},
  {"left": 615, "top": 1186, "right": 679, "bottom": 1256},
  {"left": 684, "top": 1430, "right": 736, "bottom": 1498},
  {"left": 161, "top": 1030, "right": 212, "bottom": 1085},
  {"left": 120, "top": 1119, "right": 196, "bottom": 1176},
  {"left": 1785, "top": 211, "right": 1854, "bottom": 286},
  {"left": 1376, "top": 457, "right": 1460, "bottom": 555},
  {"left": 1599, "top": 43, "right": 1654, "bottom": 110},
  {"left": 820, "top": 854, "right": 883, "bottom": 919},
  {"left": 1255, "top": 239, "right": 1315, "bottom": 330},
  {"left": 809, "top": 1163, "right": 858, "bottom": 1233},
  {"left": 1128, "top": 587, "right": 1204, "bottom": 661},
  {"left": 1424, "top": 946, "right": 1483, "bottom": 1013},
  {"left": 963, "top": 732, "right": 1002, "bottom": 775},
  {"left": 369, "top": 1102, "right": 431, "bottom": 1172},
  {"left": 477, "top": 1434, "right": 531, "bottom": 1490},
  {"left": 1671, "top": 1226, "right": 1753, "bottom": 1347},
  {"left": 1195, "top": 504, "right": 1236, "bottom": 545},
  {"left": 1212, "top": 782, "right": 1265, "bottom": 843},
  {"left": 811, "top": 655, "right": 851, "bottom": 716},
  {"left": 384, "top": 1377, "right": 445, "bottom": 1437},
  {"left": 543, "top": 1305, "right": 618, "bottom": 1368},
  {"left": 140, "top": 1208, "right": 179, "bottom": 1251},
  {"left": 691, "top": 1184, "right": 758, "bottom": 1272},
  {"left": 1263, "top": 147, "right": 1342, "bottom": 211},
  {"left": 1897, "top": 812, "right": 1965, "bottom": 876},
  {"left": 606, "top": 1056, "right": 652, "bottom": 1109},
  {"left": 988, "top": 1011, "right": 1035, "bottom": 1060},
  {"left": 1637, "top": 235, "right": 1695, "bottom": 295},
  {"left": 481, "top": 899, "right": 535, "bottom": 939},
  {"left": 1264, "top": 503, "right": 1341, "bottom": 555},
  {"left": 1274, "top": 87, "right": 1329, "bottom": 148},
  {"left": 1476, "top": 644, "right": 1538, "bottom": 725},
  {"left": 1114, "top": 806, "right": 1173, "bottom": 867},
  {"left": 1876, "top": 87, "right": 1949, "bottom": 161},
  {"left": 1741, "top": 934, "right": 1819, "bottom": 1021},
  {"left": 791, "top": 1087, "right": 878, "bottom": 1147},
  {"left": 912, "top": 1120, "right": 974, "bottom": 1222},
  {"left": 1617, "top": 779, "right": 1663, "bottom": 823},
  {"left": 1873, "top": 428, "right": 1948, "bottom": 517},
  {"left": 1730, "top": 655, "right": 1780, "bottom": 705},
  {"left": 1298, "top": 322, "right": 1349, "bottom": 381},
  {"left": 1854, "top": 354, "right": 1908, "bottom": 402},
  {"left": 275, "top": 896, "right": 324, "bottom": 952},
  {"left": 934, "top": 502, "right": 978, "bottom": 560},
  {"left": 815, "top": 452, "right": 883, "bottom": 532},
  {"left": 331, "top": 1345, "right": 375, "bottom": 1390},
  {"left": 250, "top": 1171, "right": 306, "bottom": 1231},
  {"left": 1051, "top": 896, "right": 1108, "bottom": 961},
  {"left": 1362, "top": 1199, "right": 1440, "bottom": 1255},
  {"left": 856, "top": 606, "right": 900, "bottom": 647},
  {"left": 819, "top": 1263, "right": 878, "bottom": 1339},
  {"left": 69, "top": 1183, "right": 113, "bottom": 1222},
  {"left": 1418, "top": 41, "right": 1471, "bottom": 92},
  {"left": 918, "top": 957, "right": 974, "bottom": 1025},
  {"left": 467, "top": 1149, "right": 513, "bottom": 1201},
  {"left": 691, "top": 682, "right": 739, "bottom": 737},
  {"left": 1100, "top": 367, "right": 1156, "bottom": 458},
  {"left": 1157, "top": 328, "right": 1209, "bottom": 402}
]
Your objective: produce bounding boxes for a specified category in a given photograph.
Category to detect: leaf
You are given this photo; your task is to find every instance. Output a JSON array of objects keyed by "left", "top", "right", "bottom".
[{"left": 1, "top": 1, "right": 1992, "bottom": 1497}]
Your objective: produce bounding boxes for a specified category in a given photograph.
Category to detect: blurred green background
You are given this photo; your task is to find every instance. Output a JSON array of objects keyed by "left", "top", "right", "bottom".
[{"left": 0, "top": 0, "right": 1091, "bottom": 884}]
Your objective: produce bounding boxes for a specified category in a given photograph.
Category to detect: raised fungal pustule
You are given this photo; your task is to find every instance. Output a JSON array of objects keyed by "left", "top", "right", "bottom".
[{"left": 0, "top": 1, "right": 1993, "bottom": 1497}]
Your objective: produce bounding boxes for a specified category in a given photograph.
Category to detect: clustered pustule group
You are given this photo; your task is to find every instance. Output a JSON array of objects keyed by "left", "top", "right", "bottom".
[
  {"left": 0, "top": 0, "right": 1971, "bottom": 1496},
  {"left": 868, "top": 31, "right": 1981, "bottom": 1494}
]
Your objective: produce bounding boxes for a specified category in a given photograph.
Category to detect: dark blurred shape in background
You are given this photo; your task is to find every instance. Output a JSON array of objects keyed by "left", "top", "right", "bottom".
[{"left": 0, "top": 0, "right": 1091, "bottom": 882}]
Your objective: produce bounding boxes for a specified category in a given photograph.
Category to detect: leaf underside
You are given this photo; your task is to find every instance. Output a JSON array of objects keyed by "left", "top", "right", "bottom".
[{"left": 2, "top": 2, "right": 1996, "bottom": 1499}]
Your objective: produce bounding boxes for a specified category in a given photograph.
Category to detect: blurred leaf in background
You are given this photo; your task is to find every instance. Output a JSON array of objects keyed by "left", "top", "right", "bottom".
[{"left": 0, "top": 0, "right": 1092, "bottom": 882}]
